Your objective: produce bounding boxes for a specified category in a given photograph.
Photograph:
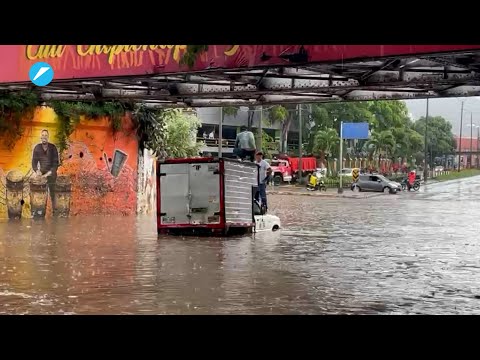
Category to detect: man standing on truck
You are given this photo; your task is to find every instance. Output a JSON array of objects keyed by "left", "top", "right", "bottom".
[
  {"left": 255, "top": 151, "right": 272, "bottom": 212},
  {"left": 234, "top": 126, "right": 256, "bottom": 162}
]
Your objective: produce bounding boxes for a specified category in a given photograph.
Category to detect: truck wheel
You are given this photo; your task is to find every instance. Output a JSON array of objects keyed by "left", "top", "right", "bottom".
[{"left": 273, "top": 175, "right": 282, "bottom": 186}]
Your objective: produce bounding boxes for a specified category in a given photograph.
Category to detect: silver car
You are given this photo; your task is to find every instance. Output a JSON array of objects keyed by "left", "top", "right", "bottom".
[{"left": 351, "top": 174, "right": 402, "bottom": 194}]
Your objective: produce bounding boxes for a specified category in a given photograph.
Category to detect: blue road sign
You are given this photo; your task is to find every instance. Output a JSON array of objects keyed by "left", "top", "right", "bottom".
[
  {"left": 341, "top": 122, "right": 369, "bottom": 139},
  {"left": 28, "top": 62, "right": 54, "bottom": 86}
]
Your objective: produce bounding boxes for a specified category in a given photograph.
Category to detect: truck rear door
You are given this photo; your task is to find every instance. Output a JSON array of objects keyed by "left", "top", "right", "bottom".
[
  {"left": 159, "top": 163, "right": 190, "bottom": 225},
  {"left": 189, "top": 162, "right": 220, "bottom": 224},
  {"left": 159, "top": 162, "right": 221, "bottom": 225}
]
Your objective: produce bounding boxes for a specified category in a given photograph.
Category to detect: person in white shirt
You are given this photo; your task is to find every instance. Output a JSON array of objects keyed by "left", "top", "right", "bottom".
[
  {"left": 255, "top": 151, "right": 272, "bottom": 211},
  {"left": 234, "top": 126, "right": 256, "bottom": 162}
]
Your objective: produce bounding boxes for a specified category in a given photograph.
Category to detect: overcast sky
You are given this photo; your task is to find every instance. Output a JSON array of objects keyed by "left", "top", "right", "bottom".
[{"left": 405, "top": 97, "right": 480, "bottom": 136}]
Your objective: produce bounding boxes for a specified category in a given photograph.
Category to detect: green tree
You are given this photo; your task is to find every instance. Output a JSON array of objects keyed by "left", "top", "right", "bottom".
[
  {"left": 313, "top": 128, "right": 339, "bottom": 174},
  {"left": 306, "top": 101, "right": 376, "bottom": 154},
  {"left": 265, "top": 105, "right": 290, "bottom": 153},
  {"left": 135, "top": 108, "right": 202, "bottom": 159},
  {"left": 369, "top": 100, "right": 411, "bottom": 131},
  {"left": 163, "top": 109, "right": 203, "bottom": 158},
  {"left": 413, "top": 116, "right": 456, "bottom": 162},
  {"left": 253, "top": 129, "right": 275, "bottom": 159},
  {"left": 222, "top": 106, "right": 239, "bottom": 118},
  {"left": 366, "top": 130, "right": 396, "bottom": 165},
  {"left": 391, "top": 127, "right": 424, "bottom": 166}
]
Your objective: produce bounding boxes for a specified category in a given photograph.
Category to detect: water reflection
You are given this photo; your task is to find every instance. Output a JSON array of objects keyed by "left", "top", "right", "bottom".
[{"left": 0, "top": 177, "right": 479, "bottom": 314}]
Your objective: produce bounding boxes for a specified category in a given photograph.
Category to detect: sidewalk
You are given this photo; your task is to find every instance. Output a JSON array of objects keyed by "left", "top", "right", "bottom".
[{"left": 267, "top": 185, "right": 383, "bottom": 199}]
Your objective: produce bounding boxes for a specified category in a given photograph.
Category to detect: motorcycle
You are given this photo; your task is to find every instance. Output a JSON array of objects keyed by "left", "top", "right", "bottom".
[
  {"left": 306, "top": 171, "right": 327, "bottom": 192},
  {"left": 401, "top": 178, "right": 420, "bottom": 191}
]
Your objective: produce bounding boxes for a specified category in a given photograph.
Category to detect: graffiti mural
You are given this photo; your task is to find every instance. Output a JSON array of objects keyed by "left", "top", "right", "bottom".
[
  {"left": 0, "top": 107, "right": 139, "bottom": 219},
  {"left": 136, "top": 148, "right": 156, "bottom": 215}
]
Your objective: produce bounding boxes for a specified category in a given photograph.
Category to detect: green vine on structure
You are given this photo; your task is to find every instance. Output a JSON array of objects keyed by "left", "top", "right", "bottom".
[
  {"left": 180, "top": 45, "right": 209, "bottom": 68},
  {"left": 0, "top": 91, "right": 38, "bottom": 149},
  {"left": 49, "top": 100, "right": 126, "bottom": 155}
]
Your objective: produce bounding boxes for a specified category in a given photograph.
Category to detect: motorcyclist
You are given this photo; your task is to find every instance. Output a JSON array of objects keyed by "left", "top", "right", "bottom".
[{"left": 407, "top": 170, "right": 416, "bottom": 191}]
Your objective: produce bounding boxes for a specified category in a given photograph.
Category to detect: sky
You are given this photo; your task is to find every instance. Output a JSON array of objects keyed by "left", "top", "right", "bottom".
[{"left": 405, "top": 97, "right": 480, "bottom": 137}]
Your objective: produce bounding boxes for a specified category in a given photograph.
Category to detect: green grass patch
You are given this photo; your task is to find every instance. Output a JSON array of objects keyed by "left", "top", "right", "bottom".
[{"left": 436, "top": 169, "right": 480, "bottom": 181}]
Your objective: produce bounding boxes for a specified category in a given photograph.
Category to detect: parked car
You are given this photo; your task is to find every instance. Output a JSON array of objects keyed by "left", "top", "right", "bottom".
[
  {"left": 434, "top": 166, "right": 444, "bottom": 172},
  {"left": 339, "top": 168, "right": 353, "bottom": 177},
  {"left": 351, "top": 174, "right": 402, "bottom": 194}
]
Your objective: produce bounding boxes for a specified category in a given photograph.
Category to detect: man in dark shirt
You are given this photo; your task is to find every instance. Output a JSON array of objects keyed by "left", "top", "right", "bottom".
[{"left": 32, "top": 129, "right": 59, "bottom": 212}]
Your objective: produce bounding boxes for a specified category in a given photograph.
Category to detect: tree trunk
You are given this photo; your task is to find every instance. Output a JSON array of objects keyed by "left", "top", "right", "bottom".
[
  {"left": 319, "top": 151, "right": 326, "bottom": 169},
  {"left": 280, "top": 112, "right": 293, "bottom": 154},
  {"left": 247, "top": 106, "right": 254, "bottom": 130}
]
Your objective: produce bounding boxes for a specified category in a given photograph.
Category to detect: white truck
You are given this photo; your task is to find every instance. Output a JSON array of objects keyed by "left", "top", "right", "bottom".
[{"left": 156, "top": 157, "right": 280, "bottom": 236}]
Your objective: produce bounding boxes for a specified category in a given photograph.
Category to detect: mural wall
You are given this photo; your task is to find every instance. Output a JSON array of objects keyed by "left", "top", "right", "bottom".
[
  {"left": 0, "top": 107, "right": 139, "bottom": 219},
  {"left": 136, "top": 148, "right": 156, "bottom": 215}
]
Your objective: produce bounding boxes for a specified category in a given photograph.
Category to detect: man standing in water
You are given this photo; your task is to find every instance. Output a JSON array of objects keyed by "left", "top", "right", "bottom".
[
  {"left": 255, "top": 151, "right": 272, "bottom": 212},
  {"left": 32, "top": 129, "right": 59, "bottom": 212}
]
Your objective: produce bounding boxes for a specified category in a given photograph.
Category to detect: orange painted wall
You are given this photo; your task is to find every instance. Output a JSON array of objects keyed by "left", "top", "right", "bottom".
[{"left": 0, "top": 107, "right": 138, "bottom": 219}]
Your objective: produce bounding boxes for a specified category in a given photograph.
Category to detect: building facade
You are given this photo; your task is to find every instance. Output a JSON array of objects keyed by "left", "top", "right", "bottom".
[
  {"left": 195, "top": 107, "right": 301, "bottom": 156},
  {"left": 454, "top": 136, "right": 480, "bottom": 168}
]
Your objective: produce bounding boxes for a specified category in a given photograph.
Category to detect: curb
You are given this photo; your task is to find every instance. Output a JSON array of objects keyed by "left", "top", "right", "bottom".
[{"left": 268, "top": 190, "right": 383, "bottom": 199}]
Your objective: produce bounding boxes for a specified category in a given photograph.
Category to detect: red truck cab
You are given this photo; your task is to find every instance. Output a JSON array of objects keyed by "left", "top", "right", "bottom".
[
  {"left": 269, "top": 156, "right": 317, "bottom": 185},
  {"left": 270, "top": 158, "right": 293, "bottom": 185}
]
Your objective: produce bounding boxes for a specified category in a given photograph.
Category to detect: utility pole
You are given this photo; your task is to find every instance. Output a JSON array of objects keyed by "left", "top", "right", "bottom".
[
  {"left": 458, "top": 101, "right": 464, "bottom": 172},
  {"left": 218, "top": 107, "right": 223, "bottom": 157},
  {"left": 477, "top": 126, "right": 480, "bottom": 169},
  {"left": 298, "top": 104, "right": 303, "bottom": 185},
  {"left": 338, "top": 121, "right": 344, "bottom": 194},
  {"left": 423, "top": 99, "right": 429, "bottom": 183},
  {"left": 257, "top": 106, "right": 263, "bottom": 152},
  {"left": 470, "top": 113, "right": 473, "bottom": 168}
]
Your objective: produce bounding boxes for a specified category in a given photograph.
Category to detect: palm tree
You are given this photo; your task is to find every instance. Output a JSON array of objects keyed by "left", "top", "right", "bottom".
[
  {"left": 265, "top": 105, "right": 291, "bottom": 153},
  {"left": 392, "top": 127, "right": 409, "bottom": 168},
  {"left": 313, "top": 128, "right": 339, "bottom": 175},
  {"left": 366, "top": 130, "right": 396, "bottom": 169}
]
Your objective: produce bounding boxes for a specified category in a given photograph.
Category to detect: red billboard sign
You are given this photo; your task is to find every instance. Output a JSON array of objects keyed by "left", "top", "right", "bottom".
[{"left": 1, "top": 45, "right": 480, "bottom": 84}]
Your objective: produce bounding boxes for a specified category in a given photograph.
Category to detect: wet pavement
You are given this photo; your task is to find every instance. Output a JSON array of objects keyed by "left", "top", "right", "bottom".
[{"left": 1, "top": 176, "right": 480, "bottom": 314}]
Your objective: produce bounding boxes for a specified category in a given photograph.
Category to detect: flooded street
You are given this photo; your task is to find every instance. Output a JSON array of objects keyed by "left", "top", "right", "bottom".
[{"left": 1, "top": 176, "right": 480, "bottom": 314}]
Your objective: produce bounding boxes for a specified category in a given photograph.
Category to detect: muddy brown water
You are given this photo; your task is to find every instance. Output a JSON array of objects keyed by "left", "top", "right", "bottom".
[{"left": 0, "top": 176, "right": 480, "bottom": 314}]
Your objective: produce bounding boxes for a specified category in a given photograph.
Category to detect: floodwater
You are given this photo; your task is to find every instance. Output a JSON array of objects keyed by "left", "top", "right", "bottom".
[{"left": 1, "top": 176, "right": 480, "bottom": 314}]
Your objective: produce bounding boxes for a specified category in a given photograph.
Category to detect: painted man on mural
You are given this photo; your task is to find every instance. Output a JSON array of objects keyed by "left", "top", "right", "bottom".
[{"left": 31, "top": 129, "right": 59, "bottom": 212}]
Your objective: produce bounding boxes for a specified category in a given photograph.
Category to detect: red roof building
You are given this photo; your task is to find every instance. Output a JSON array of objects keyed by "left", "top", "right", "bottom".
[{"left": 454, "top": 136, "right": 480, "bottom": 152}]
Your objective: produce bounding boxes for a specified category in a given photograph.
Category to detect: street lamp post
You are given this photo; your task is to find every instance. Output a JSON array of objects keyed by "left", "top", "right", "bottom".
[
  {"left": 218, "top": 107, "right": 223, "bottom": 157},
  {"left": 470, "top": 113, "right": 473, "bottom": 168},
  {"left": 458, "top": 101, "right": 464, "bottom": 172},
  {"left": 424, "top": 99, "right": 429, "bottom": 182},
  {"left": 298, "top": 104, "right": 303, "bottom": 185},
  {"left": 257, "top": 106, "right": 263, "bottom": 152},
  {"left": 478, "top": 126, "right": 480, "bottom": 168}
]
